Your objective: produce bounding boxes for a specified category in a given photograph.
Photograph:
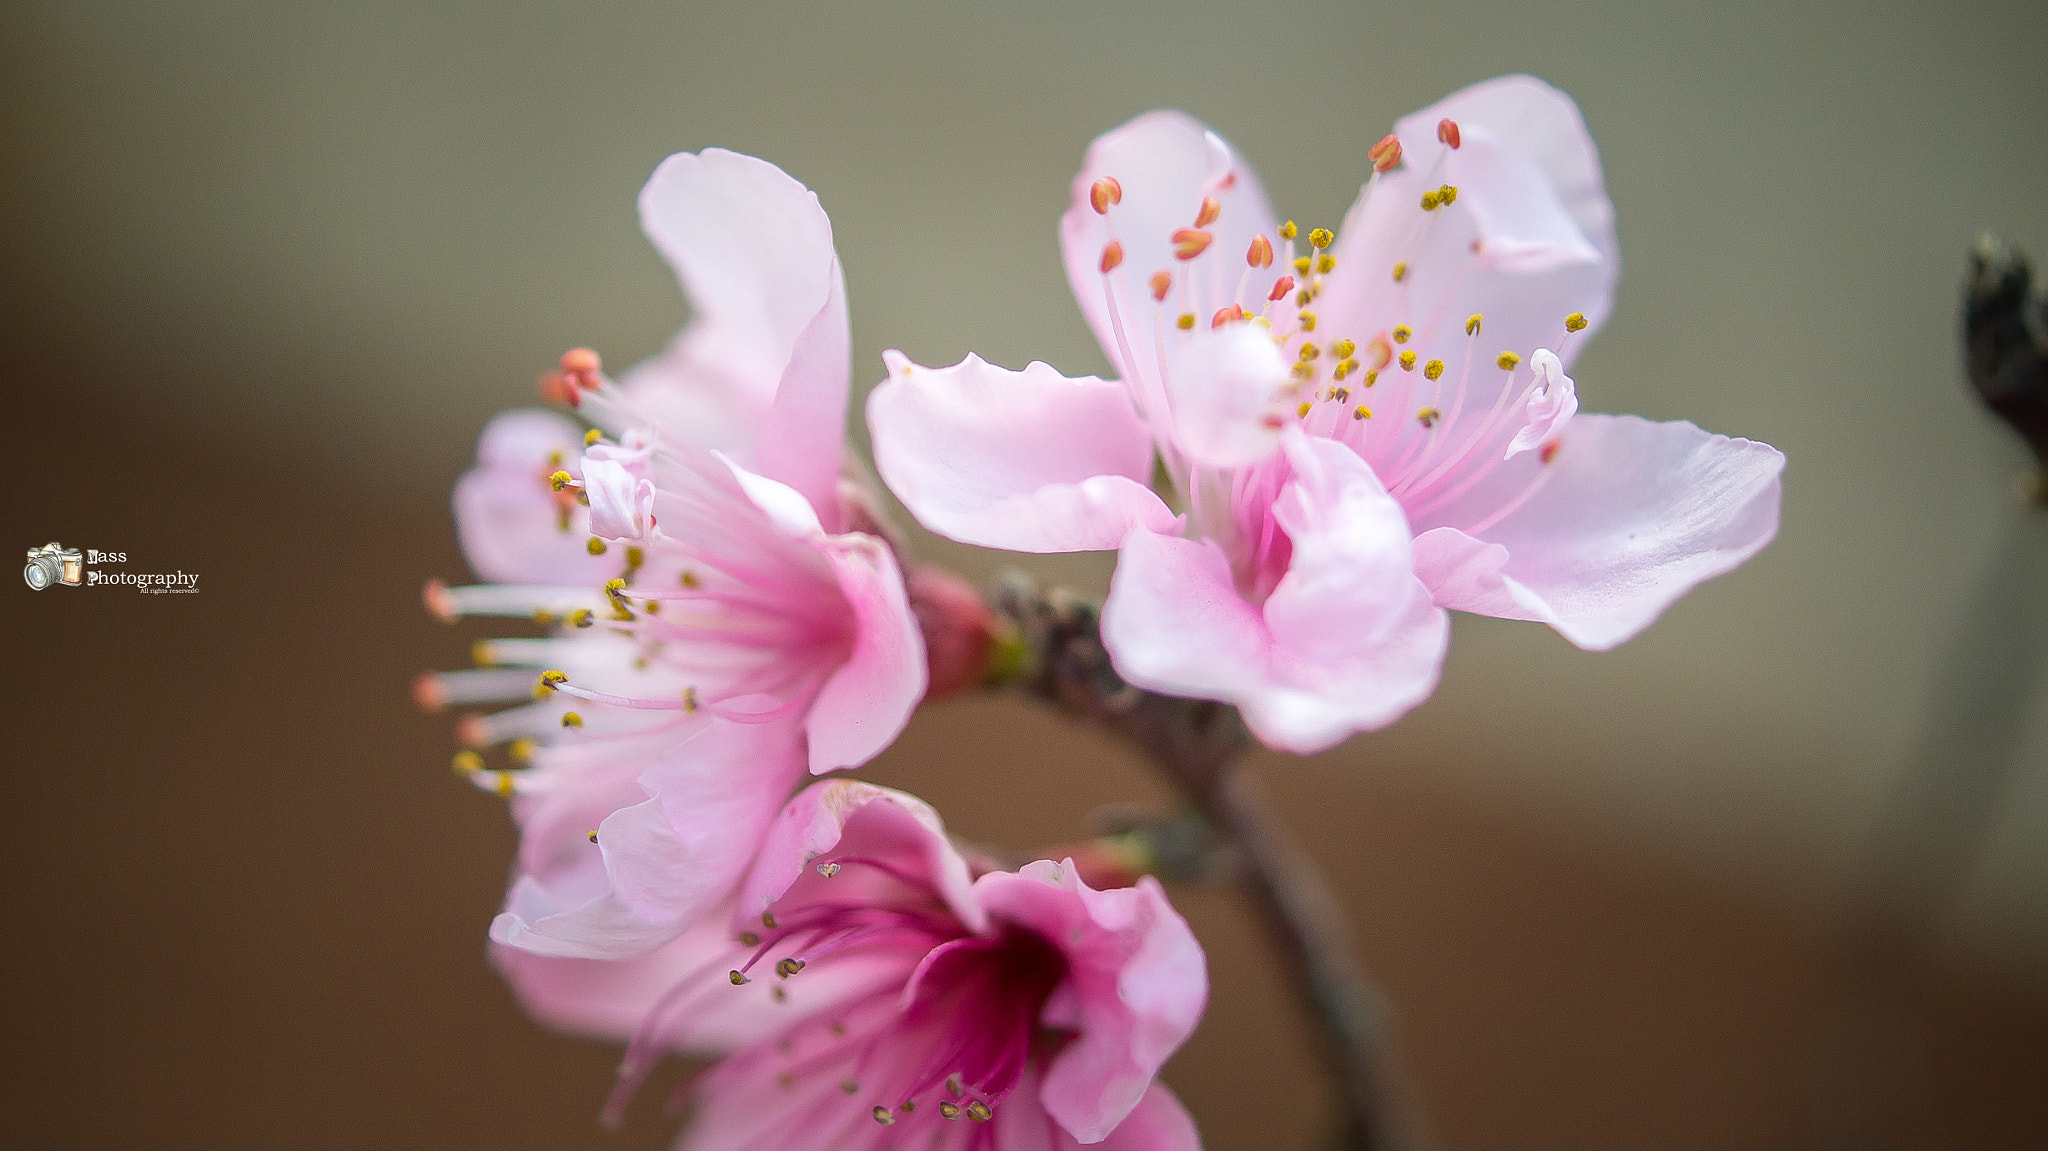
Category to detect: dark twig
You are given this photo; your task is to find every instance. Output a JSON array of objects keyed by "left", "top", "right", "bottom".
[{"left": 992, "top": 573, "right": 1430, "bottom": 1151}]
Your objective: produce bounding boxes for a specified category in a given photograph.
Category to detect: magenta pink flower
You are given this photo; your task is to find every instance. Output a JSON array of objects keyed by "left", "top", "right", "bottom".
[
  {"left": 420, "top": 149, "right": 925, "bottom": 958},
  {"left": 870, "top": 76, "right": 1784, "bottom": 753},
  {"left": 496, "top": 779, "right": 1208, "bottom": 1151}
]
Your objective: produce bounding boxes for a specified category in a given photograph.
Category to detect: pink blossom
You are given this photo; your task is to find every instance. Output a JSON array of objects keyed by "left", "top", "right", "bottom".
[
  {"left": 420, "top": 149, "right": 926, "bottom": 958},
  {"left": 870, "top": 76, "right": 1784, "bottom": 753},
  {"left": 496, "top": 779, "right": 1207, "bottom": 1151}
]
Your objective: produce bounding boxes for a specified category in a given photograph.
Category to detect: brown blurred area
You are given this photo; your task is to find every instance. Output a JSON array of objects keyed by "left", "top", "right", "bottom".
[{"left": 6, "top": 2, "right": 2048, "bottom": 1149}]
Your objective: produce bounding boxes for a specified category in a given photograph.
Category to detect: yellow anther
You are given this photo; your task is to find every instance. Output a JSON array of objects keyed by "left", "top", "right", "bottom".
[
  {"left": 1316, "top": 254, "right": 1336, "bottom": 274},
  {"left": 729, "top": 969, "right": 750, "bottom": 985},
  {"left": 625, "top": 545, "right": 645, "bottom": 569},
  {"left": 604, "top": 577, "right": 628, "bottom": 599},
  {"left": 966, "top": 1102, "right": 992, "bottom": 1122},
  {"left": 569, "top": 608, "right": 595, "bottom": 629},
  {"left": 1176, "top": 313, "right": 1195, "bottom": 331},
  {"left": 738, "top": 931, "right": 761, "bottom": 946},
  {"left": 1298, "top": 343, "right": 1320, "bottom": 361},
  {"left": 1392, "top": 261, "right": 1408, "bottom": 282},
  {"left": 762, "top": 912, "right": 778, "bottom": 929},
  {"left": 1296, "top": 289, "right": 1312, "bottom": 307},
  {"left": 1293, "top": 256, "right": 1311, "bottom": 275},
  {"left": 1399, "top": 350, "right": 1417, "bottom": 371},
  {"left": 508, "top": 738, "right": 535, "bottom": 762},
  {"left": 1438, "top": 184, "right": 1458, "bottom": 205},
  {"left": 1424, "top": 359, "right": 1445, "bottom": 381},
  {"left": 1280, "top": 220, "right": 1297, "bottom": 240},
  {"left": 1298, "top": 312, "right": 1317, "bottom": 332},
  {"left": 586, "top": 829, "right": 599, "bottom": 844},
  {"left": 682, "top": 686, "right": 699, "bottom": 713},
  {"left": 776, "top": 957, "right": 805, "bottom": 977},
  {"left": 815, "top": 861, "right": 841, "bottom": 877},
  {"left": 1363, "top": 370, "right": 1379, "bottom": 387},
  {"left": 1297, "top": 401, "right": 1313, "bottom": 418},
  {"left": 1332, "top": 339, "right": 1357, "bottom": 359},
  {"left": 531, "top": 608, "right": 556, "bottom": 625},
  {"left": 643, "top": 599, "right": 661, "bottom": 616},
  {"left": 1331, "top": 386, "right": 1351, "bottom": 402},
  {"left": 939, "top": 1102, "right": 962, "bottom": 1120},
  {"left": 560, "top": 711, "right": 583, "bottom": 728},
  {"left": 680, "top": 570, "right": 701, "bottom": 589},
  {"left": 1307, "top": 227, "right": 1333, "bottom": 250},
  {"left": 494, "top": 772, "right": 514, "bottom": 798},
  {"left": 1335, "top": 358, "right": 1360, "bottom": 380},
  {"left": 1496, "top": 351, "right": 1522, "bottom": 370},
  {"left": 1291, "top": 362, "right": 1316, "bottom": 380},
  {"left": 1466, "top": 314, "right": 1483, "bottom": 336},
  {"left": 451, "top": 750, "right": 484, "bottom": 774},
  {"left": 584, "top": 428, "right": 602, "bottom": 446},
  {"left": 1417, "top": 407, "right": 1441, "bottom": 427},
  {"left": 471, "top": 639, "right": 495, "bottom": 667},
  {"left": 770, "top": 985, "right": 786, "bottom": 1002},
  {"left": 872, "top": 1107, "right": 895, "bottom": 1126},
  {"left": 586, "top": 537, "right": 607, "bottom": 556},
  {"left": 546, "top": 450, "right": 564, "bottom": 468},
  {"left": 1353, "top": 405, "right": 1373, "bottom": 420},
  {"left": 548, "top": 470, "right": 573, "bottom": 491},
  {"left": 1565, "top": 312, "right": 1589, "bottom": 333},
  {"left": 1420, "top": 190, "right": 1441, "bottom": 211},
  {"left": 539, "top": 669, "right": 569, "bottom": 689},
  {"left": 840, "top": 1078, "right": 858, "bottom": 1095},
  {"left": 1392, "top": 325, "right": 1412, "bottom": 344}
]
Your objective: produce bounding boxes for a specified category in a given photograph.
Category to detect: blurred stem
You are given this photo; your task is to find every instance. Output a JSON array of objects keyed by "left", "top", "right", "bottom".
[{"left": 991, "top": 572, "right": 1430, "bottom": 1151}]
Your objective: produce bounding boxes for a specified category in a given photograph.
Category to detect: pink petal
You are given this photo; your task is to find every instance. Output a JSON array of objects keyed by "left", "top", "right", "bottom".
[
  {"left": 991, "top": 1068, "right": 1200, "bottom": 1151},
  {"left": 580, "top": 455, "right": 656, "bottom": 540},
  {"left": 490, "top": 720, "right": 807, "bottom": 960},
  {"left": 623, "top": 149, "right": 844, "bottom": 462},
  {"left": 1316, "top": 74, "right": 1615, "bottom": 429},
  {"left": 868, "top": 351, "right": 1175, "bottom": 553},
  {"left": 738, "top": 779, "right": 983, "bottom": 933},
  {"left": 1161, "top": 323, "right": 1287, "bottom": 468},
  {"left": 753, "top": 260, "right": 852, "bottom": 519},
  {"left": 453, "top": 410, "right": 621, "bottom": 585},
  {"left": 805, "top": 532, "right": 927, "bottom": 772},
  {"left": 975, "top": 867, "right": 1205, "bottom": 1144},
  {"left": 1418, "top": 413, "right": 1785, "bottom": 649},
  {"left": 1102, "top": 443, "right": 1449, "bottom": 753},
  {"left": 1060, "top": 112, "right": 1279, "bottom": 388}
]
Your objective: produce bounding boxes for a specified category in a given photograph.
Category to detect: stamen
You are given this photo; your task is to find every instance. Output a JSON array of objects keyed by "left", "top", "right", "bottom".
[
  {"left": 729, "top": 970, "right": 750, "bottom": 985},
  {"left": 1565, "top": 312, "right": 1589, "bottom": 332},
  {"left": 1307, "top": 228, "right": 1333, "bottom": 250},
  {"left": 560, "top": 712, "right": 583, "bottom": 728},
  {"left": 966, "top": 1101, "right": 993, "bottom": 1122},
  {"left": 1392, "top": 325, "right": 1412, "bottom": 344},
  {"left": 584, "top": 428, "right": 602, "bottom": 446},
  {"left": 939, "top": 1102, "right": 961, "bottom": 1120},
  {"left": 1279, "top": 221, "right": 1298, "bottom": 240},
  {"left": 1149, "top": 272, "right": 1172, "bottom": 302},
  {"left": 1392, "top": 261, "right": 1408, "bottom": 282},
  {"left": 1171, "top": 229, "right": 1213, "bottom": 260},
  {"left": 451, "top": 750, "right": 483, "bottom": 774},
  {"left": 1268, "top": 275, "right": 1296, "bottom": 302},
  {"left": 1466, "top": 314, "right": 1483, "bottom": 336},
  {"left": 1211, "top": 304, "right": 1245, "bottom": 329},
  {"left": 548, "top": 470, "right": 574, "bottom": 491},
  {"left": 1496, "top": 351, "right": 1522, "bottom": 370},
  {"left": 1089, "top": 177, "right": 1122, "bottom": 214},
  {"left": 1437, "top": 118, "right": 1462, "bottom": 149},
  {"left": 586, "top": 537, "right": 608, "bottom": 555},
  {"left": 1099, "top": 240, "right": 1124, "bottom": 273},
  {"left": 776, "top": 957, "right": 805, "bottom": 977},
  {"left": 1353, "top": 405, "right": 1373, "bottom": 420},
  {"left": 1194, "top": 196, "right": 1221, "bottom": 228},
  {"left": 1424, "top": 359, "right": 1445, "bottom": 381},
  {"left": 1368, "top": 134, "right": 1402, "bottom": 172},
  {"left": 1399, "top": 351, "right": 1417, "bottom": 371},
  {"left": 1247, "top": 235, "right": 1273, "bottom": 268},
  {"left": 872, "top": 1106, "right": 894, "bottom": 1125}
]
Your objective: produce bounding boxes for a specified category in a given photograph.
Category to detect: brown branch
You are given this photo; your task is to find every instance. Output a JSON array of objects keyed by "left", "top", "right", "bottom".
[{"left": 991, "top": 573, "right": 1431, "bottom": 1151}]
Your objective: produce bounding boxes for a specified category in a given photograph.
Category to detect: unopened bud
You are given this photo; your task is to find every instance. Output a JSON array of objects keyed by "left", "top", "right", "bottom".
[{"left": 906, "top": 563, "right": 1003, "bottom": 699}]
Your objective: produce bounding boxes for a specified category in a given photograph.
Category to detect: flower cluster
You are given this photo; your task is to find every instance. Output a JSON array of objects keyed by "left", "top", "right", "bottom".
[{"left": 421, "top": 75, "right": 1781, "bottom": 1149}]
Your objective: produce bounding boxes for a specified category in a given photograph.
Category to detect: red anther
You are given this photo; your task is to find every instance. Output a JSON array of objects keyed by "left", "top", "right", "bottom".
[
  {"left": 1211, "top": 304, "right": 1246, "bottom": 329},
  {"left": 1149, "top": 271, "right": 1172, "bottom": 302},
  {"left": 537, "top": 370, "right": 581, "bottom": 408},
  {"left": 1089, "top": 177, "right": 1123, "bottom": 214},
  {"left": 1367, "top": 133, "right": 1403, "bottom": 173},
  {"left": 1365, "top": 333, "right": 1393, "bottom": 370},
  {"left": 1539, "top": 439, "right": 1562, "bottom": 466},
  {"left": 410, "top": 672, "right": 446, "bottom": 713},
  {"left": 1170, "top": 228, "right": 1213, "bottom": 261},
  {"left": 559, "top": 347, "right": 601, "bottom": 378},
  {"left": 421, "top": 578, "right": 456, "bottom": 623},
  {"left": 1437, "top": 119, "right": 1461, "bottom": 149},
  {"left": 1099, "top": 240, "right": 1124, "bottom": 273},
  {"left": 455, "top": 714, "right": 486, "bottom": 749},
  {"left": 1267, "top": 275, "right": 1297, "bottom": 302},
  {"left": 1246, "top": 234, "right": 1273, "bottom": 269},
  {"left": 1194, "top": 196, "right": 1222, "bottom": 228},
  {"left": 1219, "top": 171, "right": 1238, "bottom": 190}
]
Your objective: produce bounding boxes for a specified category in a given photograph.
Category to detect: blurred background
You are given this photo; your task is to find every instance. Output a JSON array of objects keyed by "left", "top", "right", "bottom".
[{"left": 5, "top": 1, "right": 2047, "bottom": 1147}]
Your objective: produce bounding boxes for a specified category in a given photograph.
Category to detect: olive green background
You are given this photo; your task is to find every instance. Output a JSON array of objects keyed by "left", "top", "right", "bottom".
[{"left": 5, "top": 2, "right": 2047, "bottom": 1148}]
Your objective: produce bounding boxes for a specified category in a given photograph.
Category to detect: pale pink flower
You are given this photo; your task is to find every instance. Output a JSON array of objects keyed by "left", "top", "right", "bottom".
[
  {"left": 495, "top": 779, "right": 1207, "bottom": 1151},
  {"left": 870, "top": 76, "right": 1784, "bottom": 753},
  {"left": 419, "top": 149, "right": 926, "bottom": 958}
]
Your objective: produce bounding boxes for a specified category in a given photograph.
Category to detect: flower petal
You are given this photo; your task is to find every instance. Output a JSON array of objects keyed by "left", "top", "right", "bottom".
[
  {"left": 738, "top": 779, "right": 982, "bottom": 933},
  {"left": 753, "top": 260, "right": 852, "bottom": 518},
  {"left": 1060, "top": 112, "right": 1280, "bottom": 389},
  {"left": 1162, "top": 323, "right": 1287, "bottom": 468},
  {"left": 975, "top": 866, "right": 1205, "bottom": 1144},
  {"left": 490, "top": 720, "right": 807, "bottom": 960},
  {"left": 453, "top": 410, "right": 621, "bottom": 585},
  {"left": 805, "top": 532, "right": 927, "bottom": 772},
  {"left": 1418, "top": 413, "right": 1785, "bottom": 649},
  {"left": 581, "top": 454, "right": 656, "bottom": 540},
  {"left": 869, "top": 351, "right": 1176, "bottom": 553},
  {"left": 624, "top": 149, "right": 845, "bottom": 462}
]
